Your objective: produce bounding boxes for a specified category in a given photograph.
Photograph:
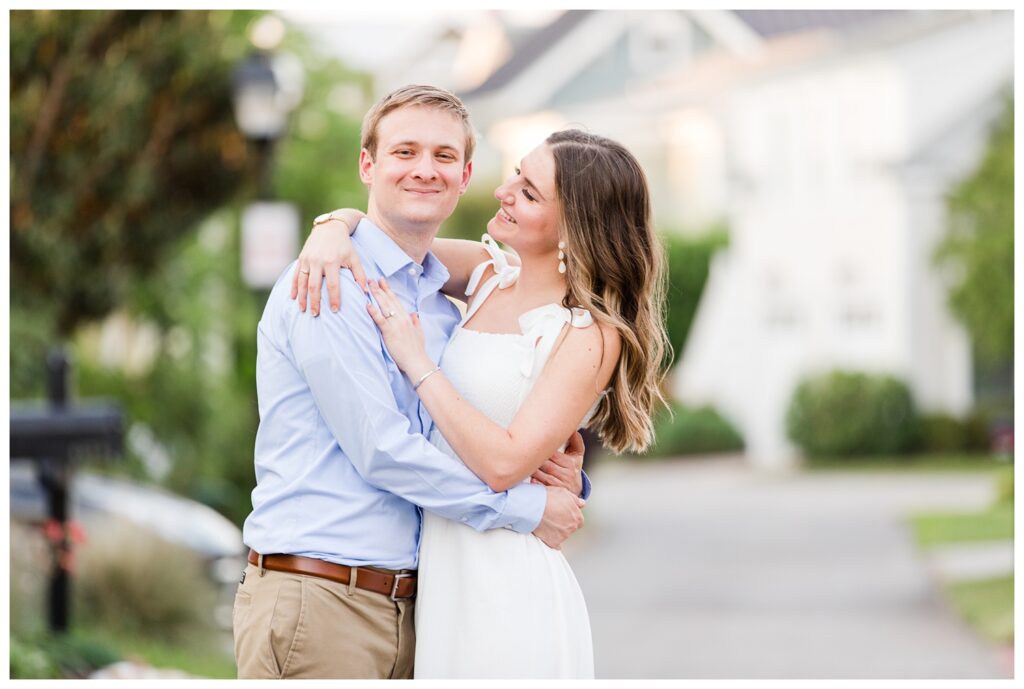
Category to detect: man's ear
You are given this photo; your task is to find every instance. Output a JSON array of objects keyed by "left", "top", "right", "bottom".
[
  {"left": 359, "top": 149, "right": 374, "bottom": 187},
  {"left": 458, "top": 160, "right": 473, "bottom": 195}
]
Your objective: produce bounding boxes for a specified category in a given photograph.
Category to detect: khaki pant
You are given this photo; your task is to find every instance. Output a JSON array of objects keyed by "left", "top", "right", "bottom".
[{"left": 232, "top": 563, "right": 415, "bottom": 679}]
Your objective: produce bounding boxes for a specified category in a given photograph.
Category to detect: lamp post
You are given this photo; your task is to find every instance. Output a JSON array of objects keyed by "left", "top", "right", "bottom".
[
  {"left": 231, "top": 14, "right": 303, "bottom": 289},
  {"left": 232, "top": 51, "right": 284, "bottom": 199}
]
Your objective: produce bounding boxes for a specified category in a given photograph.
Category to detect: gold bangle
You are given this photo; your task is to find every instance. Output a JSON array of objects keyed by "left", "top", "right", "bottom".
[
  {"left": 313, "top": 210, "right": 350, "bottom": 230},
  {"left": 412, "top": 366, "right": 441, "bottom": 391}
]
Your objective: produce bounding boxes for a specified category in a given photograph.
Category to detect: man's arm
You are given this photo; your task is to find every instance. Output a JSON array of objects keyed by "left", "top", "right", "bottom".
[{"left": 288, "top": 270, "right": 550, "bottom": 533}]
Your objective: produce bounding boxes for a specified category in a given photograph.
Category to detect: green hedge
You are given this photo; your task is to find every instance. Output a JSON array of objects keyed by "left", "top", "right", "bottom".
[
  {"left": 786, "top": 370, "right": 917, "bottom": 458},
  {"left": 915, "top": 411, "right": 990, "bottom": 453},
  {"left": 646, "top": 402, "right": 744, "bottom": 457},
  {"left": 662, "top": 228, "right": 729, "bottom": 368}
]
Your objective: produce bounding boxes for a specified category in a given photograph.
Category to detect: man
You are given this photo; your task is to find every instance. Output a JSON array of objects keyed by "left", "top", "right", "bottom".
[{"left": 233, "top": 85, "right": 588, "bottom": 679}]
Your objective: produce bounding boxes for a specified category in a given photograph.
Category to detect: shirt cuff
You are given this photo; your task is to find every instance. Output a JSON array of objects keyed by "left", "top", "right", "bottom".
[
  {"left": 501, "top": 482, "right": 547, "bottom": 533},
  {"left": 580, "top": 470, "right": 593, "bottom": 501}
]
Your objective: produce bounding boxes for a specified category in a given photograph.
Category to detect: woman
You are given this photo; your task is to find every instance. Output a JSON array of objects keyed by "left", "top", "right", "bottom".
[{"left": 293, "top": 129, "right": 669, "bottom": 678}]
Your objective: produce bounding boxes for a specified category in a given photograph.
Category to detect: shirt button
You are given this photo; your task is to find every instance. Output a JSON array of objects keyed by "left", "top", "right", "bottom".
[{"left": 407, "top": 267, "right": 417, "bottom": 276}]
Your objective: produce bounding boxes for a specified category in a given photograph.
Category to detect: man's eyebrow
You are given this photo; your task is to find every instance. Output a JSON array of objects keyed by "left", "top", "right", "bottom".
[{"left": 389, "top": 141, "right": 460, "bottom": 153}]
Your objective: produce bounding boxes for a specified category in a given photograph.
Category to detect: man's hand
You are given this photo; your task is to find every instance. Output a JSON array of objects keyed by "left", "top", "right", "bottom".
[
  {"left": 532, "top": 486, "right": 585, "bottom": 550},
  {"left": 530, "top": 431, "right": 585, "bottom": 496}
]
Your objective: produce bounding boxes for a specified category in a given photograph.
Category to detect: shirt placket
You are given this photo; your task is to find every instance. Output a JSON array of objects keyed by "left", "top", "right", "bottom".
[{"left": 408, "top": 269, "right": 440, "bottom": 437}]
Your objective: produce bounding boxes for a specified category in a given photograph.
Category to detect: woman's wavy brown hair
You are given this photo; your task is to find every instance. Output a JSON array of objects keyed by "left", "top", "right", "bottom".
[{"left": 547, "top": 129, "right": 670, "bottom": 453}]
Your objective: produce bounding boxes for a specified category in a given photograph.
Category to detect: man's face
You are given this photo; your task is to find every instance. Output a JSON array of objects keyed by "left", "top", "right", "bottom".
[{"left": 361, "top": 105, "right": 472, "bottom": 231}]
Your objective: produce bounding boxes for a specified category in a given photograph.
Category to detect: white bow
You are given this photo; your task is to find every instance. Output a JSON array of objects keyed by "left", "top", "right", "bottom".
[
  {"left": 518, "top": 304, "right": 593, "bottom": 379},
  {"left": 465, "top": 234, "right": 520, "bottom": 296}
]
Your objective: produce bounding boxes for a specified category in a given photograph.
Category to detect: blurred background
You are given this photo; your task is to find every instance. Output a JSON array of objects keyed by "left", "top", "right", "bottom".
[{"left": 8, "top": 9, "right": 1014, "bottom": 679}]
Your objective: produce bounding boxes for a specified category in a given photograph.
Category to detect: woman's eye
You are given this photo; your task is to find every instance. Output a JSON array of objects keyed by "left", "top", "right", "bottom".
[
  {"left": 514, "top": 167, "right": 521, "bottom": 175},
  {"left": 522, "top": 188, "right": 536, "bottom": 202}
]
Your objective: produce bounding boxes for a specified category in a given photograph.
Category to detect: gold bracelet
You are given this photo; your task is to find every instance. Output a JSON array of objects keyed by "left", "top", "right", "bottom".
[
  {"left": 413, "top": 366, "right": 441, "bottom": 391},
  {"left": 312, "top": 210, "right": 350, "bottom": 230}
]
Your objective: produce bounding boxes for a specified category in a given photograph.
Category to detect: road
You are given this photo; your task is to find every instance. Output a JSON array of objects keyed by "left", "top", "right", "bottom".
[{"left": 562, "top": 455, "right": 1011, "bottom": 679}]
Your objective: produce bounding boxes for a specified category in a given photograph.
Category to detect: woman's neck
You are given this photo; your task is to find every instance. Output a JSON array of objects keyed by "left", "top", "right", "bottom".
[{"left": 509, "top": 249, "right": 567, "bottom": 306}]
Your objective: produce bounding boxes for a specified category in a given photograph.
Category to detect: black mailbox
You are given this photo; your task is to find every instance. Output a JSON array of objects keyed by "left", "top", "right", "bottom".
[{"left": 9, "top": 350, "right": 124, "bottom": 633}]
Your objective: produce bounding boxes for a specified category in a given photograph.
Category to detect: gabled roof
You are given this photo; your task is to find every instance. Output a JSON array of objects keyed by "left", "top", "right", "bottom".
[
  {"left": 459, "top": 10, "right": 593, "bottom": 98},
  {"left": 461, "top": 10, "right": 907, "bottom": 99},
  {"left": 732, "top": 10, "right": 904, "bottom": 38}
]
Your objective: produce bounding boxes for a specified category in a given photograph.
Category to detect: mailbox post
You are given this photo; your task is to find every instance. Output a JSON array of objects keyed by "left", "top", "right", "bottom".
[{"left": 9, "top": 349, "right": 124, "bottom": 633}]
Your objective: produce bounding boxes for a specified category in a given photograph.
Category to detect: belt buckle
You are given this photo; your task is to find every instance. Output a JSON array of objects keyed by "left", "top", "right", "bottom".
[{"left": 389, "top": 572, "right": 412, "bottom": 602}]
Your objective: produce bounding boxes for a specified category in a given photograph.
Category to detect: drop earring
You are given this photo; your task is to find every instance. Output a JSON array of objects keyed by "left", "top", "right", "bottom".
[{"left": 558, "top": 241, "right": 566, "bottom": 274}]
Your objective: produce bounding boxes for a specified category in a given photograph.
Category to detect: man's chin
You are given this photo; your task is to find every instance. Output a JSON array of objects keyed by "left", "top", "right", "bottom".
[
  {"left": 397, "top": 209, "right": 453, "bottom": 230},
  {"left": 408, "top": 203, "right": 459, "bottom": 226}
]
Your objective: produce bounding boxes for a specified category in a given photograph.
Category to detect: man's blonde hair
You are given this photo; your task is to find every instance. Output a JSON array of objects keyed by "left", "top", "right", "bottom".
[{"left": 360, "top": 84, "right": 476, "bottom": 162}]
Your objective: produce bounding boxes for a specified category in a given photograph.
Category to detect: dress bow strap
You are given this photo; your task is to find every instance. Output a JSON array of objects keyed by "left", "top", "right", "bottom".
[
  {"left": 464, "top": 233, "right": 520, "bottom": 297},
  {"left": 518, "top": 304, "right": 594, "bottom": 379}
]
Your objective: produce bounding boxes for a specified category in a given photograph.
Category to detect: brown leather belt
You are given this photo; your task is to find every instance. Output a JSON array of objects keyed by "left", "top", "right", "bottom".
[{"left": 248, "top": 550, "right": 416, "bottom": 601}]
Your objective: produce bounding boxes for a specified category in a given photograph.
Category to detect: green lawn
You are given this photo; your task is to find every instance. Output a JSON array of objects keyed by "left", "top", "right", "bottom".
[
  {"left": 804, "top": 452, "right": 1010, "bottom": 473},
  {"left": 910, "top": 503, "right": 1014, "bottom": 548},
  {"left": 907, "top": 487, "right": 1014, "bottom": 646},
  {"left": 946, "top": 575, "right": 1014, "bottom": 644},
  {"left": 73, "top": 626, "right": 237, "bottom": 679}
]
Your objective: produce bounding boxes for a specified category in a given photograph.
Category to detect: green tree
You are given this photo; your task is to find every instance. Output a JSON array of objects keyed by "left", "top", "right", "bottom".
[
  {"left": 10, "top": 9, "right": 257, "bottom": 393},
  {"left": 935, "top": 95, "right": 1014, "bottom": 366},
  {"left": 269, "top": 41, "right": 371, "bottom": 224},
  {"left": 10, "top": 11, "right": 375, "bottom": 523}
]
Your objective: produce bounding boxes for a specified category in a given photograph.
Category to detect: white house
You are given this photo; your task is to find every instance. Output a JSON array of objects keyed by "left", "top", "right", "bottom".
[
  {"left": 382, "top": 11, "right": 1016, "bottom": 469},
  {"left": 674, "top": 11, "right": 1012, "bottom": 469}
]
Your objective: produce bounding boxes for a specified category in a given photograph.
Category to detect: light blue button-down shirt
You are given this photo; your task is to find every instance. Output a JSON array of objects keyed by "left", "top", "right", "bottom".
[{"left": 242, "top": 219, "right": 549, "bottom": 570}]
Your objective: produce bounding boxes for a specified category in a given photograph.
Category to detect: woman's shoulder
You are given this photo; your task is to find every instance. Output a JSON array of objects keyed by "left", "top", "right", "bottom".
[{"left": 559, "top": 312, "right": 621, "bottom": 368}]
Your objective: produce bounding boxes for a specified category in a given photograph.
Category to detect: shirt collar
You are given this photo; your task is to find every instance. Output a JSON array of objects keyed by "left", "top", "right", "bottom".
[{"left": 352, "top": 218, "right": 450, "bottom": 287}]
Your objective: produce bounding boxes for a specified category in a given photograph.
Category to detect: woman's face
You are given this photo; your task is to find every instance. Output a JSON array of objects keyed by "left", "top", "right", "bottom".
[{"left": 486, "top": 143, "right": 560, "bottom": 255}]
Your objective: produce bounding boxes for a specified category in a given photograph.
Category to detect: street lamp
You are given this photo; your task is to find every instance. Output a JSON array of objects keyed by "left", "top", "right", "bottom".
[
  {"left": 232, "top": 50, "right": 288, "bottom": 149},
  {"left": 231, "top": 13, "right": 303, "bottom": 289}
]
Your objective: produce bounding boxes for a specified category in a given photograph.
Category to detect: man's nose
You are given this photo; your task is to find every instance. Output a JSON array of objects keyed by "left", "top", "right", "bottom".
[{"left": 412, "top": 154, "right": 438, "bottom": 180}]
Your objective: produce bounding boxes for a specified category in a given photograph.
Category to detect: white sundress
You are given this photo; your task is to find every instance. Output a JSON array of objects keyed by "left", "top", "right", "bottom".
[{"left": 413, "top": 234, "right": 597, "bottom": 679}]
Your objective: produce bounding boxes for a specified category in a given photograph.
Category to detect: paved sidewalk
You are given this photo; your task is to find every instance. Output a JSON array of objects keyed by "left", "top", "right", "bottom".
[
  {"left": 927, "top": 541, "right": 1014, "bottom": 582},
  {"left": 562, "top": 456, "right": 1011, "bottom": 679}
]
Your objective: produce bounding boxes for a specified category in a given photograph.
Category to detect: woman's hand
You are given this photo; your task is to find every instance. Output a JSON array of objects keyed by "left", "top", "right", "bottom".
[
  {"left": 290, "top": 209, "right": 368, "bottom": 316},
  {"left": 366, "top": 279, "right": 436, "bottom": 381}
]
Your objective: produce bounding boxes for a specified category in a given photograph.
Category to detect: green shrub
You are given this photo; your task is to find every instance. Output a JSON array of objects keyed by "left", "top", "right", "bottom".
[
  {"left": 9, "top": 634, "right": 120, "bottom": 679},
  {"left": 916, "top": 410, "right": 992, "bottom": 453},
  {"left": 963, "top": 409, "right": 993, "bottom": 452},
  {"left": 647, "top": 402, "right": 744, "bottom": 457},
  {"left": 662, "top": 228, "right": 730, "bottom": 368},
  {"left": 916, "top": 412, "right": 969, "bottom": 453},
  {"left": 786, "top": 370, "right": 917, "bottom": 458},
  {"left": 10, "top": 636, "right": 60, "bottom": 679},
  {"left": 74, "top": 519, "right": 219, "bottom": 643}
]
